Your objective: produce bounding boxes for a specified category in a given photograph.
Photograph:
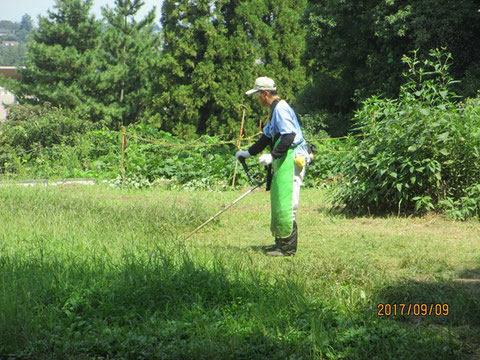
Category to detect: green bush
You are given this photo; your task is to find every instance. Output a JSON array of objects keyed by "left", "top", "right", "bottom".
[
  {"left": 117, "top": 124, "right": 347, "bottom": 190},
  {"left": 0, "top": 110, "right": 345, "bottom": 189},
  {"left": 335, "top": 49, "right": 480, "bottom": 216},
  {"left": 440, "top": 183, "right": 480, "bottom": 220},
  {"left": 2, "top": 104, "right": 93, "bottom": 150},
  {"left": 304, "top": 138, "right": 351, "bottom": 188},
  {"left": 118, "top": 124, "right": 252, "bottom": 189},
  {"left": 0, "top": 104, "right": 118, "bottom": 178},
  {"left": 297, "top": 111, "right": 329, "bottom": 140}
]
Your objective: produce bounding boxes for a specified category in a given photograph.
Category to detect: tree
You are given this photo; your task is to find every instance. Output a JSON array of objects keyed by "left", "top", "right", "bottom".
[
  {"left": 17, "top": 14, "right": 34, "bottom": 42},
  {"left": 13, "top": 0, "right": 101, "bottom": 115},
  {"left": 0, "top": 21, "right": 20, "bottom": 42},
  {"left": 90, "top": 0, "right": 161, "bottom": 129},
  {"left": 301, "top": 0, "right": 480, "bottom": 136},
  {"left": 225, "top": 0, "right": 308, "bottom": 136},
  {"left": 0, "top": 21, "right": 18, "bottom": 32},
  {"left": 156, "top": 0, "right": 307, "bottom": 138},
  {"left": 0, "top": 44, "right": 27, "bottom": 66}
]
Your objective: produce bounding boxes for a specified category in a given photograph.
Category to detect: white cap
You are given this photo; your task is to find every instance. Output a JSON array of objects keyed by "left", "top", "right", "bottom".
[{"left": 245, "top": 77, "right": 277, "bottom": 95}]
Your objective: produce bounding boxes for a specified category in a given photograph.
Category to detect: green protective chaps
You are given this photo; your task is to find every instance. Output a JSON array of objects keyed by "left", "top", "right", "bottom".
[{"left": 270, "top": 145, "right": 295, "bottom": 238}]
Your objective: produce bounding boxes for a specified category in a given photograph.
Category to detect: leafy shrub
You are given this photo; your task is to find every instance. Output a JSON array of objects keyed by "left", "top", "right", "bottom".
[
  {"left": 119, "top": 124, "right": 346, "bottom": 190},
  {"left": 0, "top": 111, "right": 345, "bottom": 189},
  {"left": 304, "top": 138, "right": 351, "bottom": 188},
  {"left": 2, "top": 104, "right": 93, "bottom": 150},
  {"left": 298, "top": 111, "right": 329, "bottom": 140},
  {"left": 120, "top": 124, "right": 251, "bottom": 189},
  {"left": 440, "top": 183, "right": 480, "bottom": 220},
  {"left": 336, "top": 49, "right": 480, "bottom": 215},
  {"left": 0, "top": 104, "right": 95, "bottom": 176}
]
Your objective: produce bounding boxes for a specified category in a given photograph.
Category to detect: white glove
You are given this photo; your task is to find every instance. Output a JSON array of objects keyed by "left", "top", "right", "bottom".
[
  {"left": 258, "top": 153, "right": 273, "bottom": 166},
  {"left": 235, "top": 150, "right": 251, "bottom": 160}
]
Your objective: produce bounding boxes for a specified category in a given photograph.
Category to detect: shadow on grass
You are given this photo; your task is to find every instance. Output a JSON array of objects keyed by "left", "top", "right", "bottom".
[
  {"left": 199, "top": 244, "right": 277, "bottom": 255},
  {"left": 374, "top": 279, "right": 480, "bottom": 326},
  {"left": 371, "top": 267, "right": 480, "bottom": 359},
  {"left": 455, "top": 268, "right": 480, "bottom": 296},
  {"left": 315, "top": 200, "right": 426, "bottom": 220},
  {"left": 314, "top": 204, "right": 392, "bottom": 220},
  {"left": 0, "top": 251, "right": 475, "bottom": 360}
]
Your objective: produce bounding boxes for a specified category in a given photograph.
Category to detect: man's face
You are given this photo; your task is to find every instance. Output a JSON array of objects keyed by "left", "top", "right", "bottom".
[{"left": 256, "top": 91, "right": 268, "bottom": 107}]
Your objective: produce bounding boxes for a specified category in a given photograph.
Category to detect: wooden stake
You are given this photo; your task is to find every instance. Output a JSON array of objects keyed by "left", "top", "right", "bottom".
[
  {"left": 121, "top": 126, "right": 126, "bottom": 170},
  {"left": 232, "top": 105, "right": 247, "bottom": 187}
]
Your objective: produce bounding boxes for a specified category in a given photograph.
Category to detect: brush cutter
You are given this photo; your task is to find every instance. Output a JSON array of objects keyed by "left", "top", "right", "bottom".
[{"left": 184, "top": 157, "right": 265, "bottom": 240}]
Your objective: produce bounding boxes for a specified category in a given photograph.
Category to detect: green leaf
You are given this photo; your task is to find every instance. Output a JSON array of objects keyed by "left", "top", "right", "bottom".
[
  {"left": 414, "top": 200, "right": 422, "bottom": 212},
  {"left": 438, "top": 132, "right": 450, "bottom": 141}
]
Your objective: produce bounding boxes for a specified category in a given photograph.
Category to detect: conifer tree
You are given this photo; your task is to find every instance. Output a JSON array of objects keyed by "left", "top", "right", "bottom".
[
  {"left": 92, "top": 0, "right": 160, "bottom": 129},
  {"left": 17, "top": 14, "right": 34, "bottom": 42},
  {"left": 16, "top": 0, "right": 101, "bottom": 112},
  {"left": 157, "top": 0, "right": 307, "bottom": 138}
]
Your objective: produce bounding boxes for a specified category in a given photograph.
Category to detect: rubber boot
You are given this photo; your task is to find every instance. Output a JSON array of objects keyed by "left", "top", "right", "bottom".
[
  {"left": 276, "top": 220, "right": 297, "bottom": 255},
  {"left": 264, "top": 221, "right": 297, "bottom": 256}
]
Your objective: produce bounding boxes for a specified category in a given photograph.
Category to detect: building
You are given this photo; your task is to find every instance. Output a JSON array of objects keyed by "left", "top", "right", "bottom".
[
  {"left": 0, "top": 87, "right": 16, "bottom": 121},
  {"left": 0, "top": 66, "right": 21, "bottom": 121},
  {"left": 0, "top": 66, "right": 22, "bottom": 80},
  {"left": 1, "top": 40, "right": 19, "bottom": 47}
]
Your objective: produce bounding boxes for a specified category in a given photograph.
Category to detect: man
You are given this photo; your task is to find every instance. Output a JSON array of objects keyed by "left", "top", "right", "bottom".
[{"left": 235, "top": 77, "right": 310, "bottom": 257}]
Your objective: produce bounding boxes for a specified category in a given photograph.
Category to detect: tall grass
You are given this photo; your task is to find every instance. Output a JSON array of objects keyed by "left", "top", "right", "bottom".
[{"left": 0, "top": 186, "right": 478, "bottom": 359}]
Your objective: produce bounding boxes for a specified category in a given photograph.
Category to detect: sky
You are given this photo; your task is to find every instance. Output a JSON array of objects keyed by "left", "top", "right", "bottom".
[{"left": 1, "top": 0, "right": 163, "bottom": 23}]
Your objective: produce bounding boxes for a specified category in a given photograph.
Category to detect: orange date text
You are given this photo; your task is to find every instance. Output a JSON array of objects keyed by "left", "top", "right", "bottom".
[{"left": 377, "top": 303, "right": 450, "bottom": 317}]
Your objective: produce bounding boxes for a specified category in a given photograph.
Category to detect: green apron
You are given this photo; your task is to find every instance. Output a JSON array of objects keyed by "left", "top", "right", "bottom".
[{"left": 270, "top": 139, "right": 296, "bottom": 238}]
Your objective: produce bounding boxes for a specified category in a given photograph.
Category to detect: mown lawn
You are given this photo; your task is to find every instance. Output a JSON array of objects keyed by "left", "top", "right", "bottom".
[{"left": 0, "top": 185, "right": 479, "bottom": 359}]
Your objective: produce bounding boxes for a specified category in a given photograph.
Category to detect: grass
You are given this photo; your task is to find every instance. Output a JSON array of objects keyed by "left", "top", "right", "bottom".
[{"left": 0, "top": 184, "right": 479, "bottom": 359}]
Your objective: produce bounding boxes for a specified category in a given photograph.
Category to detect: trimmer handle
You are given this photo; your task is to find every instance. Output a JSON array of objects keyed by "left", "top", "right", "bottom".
[
  {"left": 238, "top": 156, "right": 255, "bottom": 185},
  {"left": 238, "top": 156, "right": 267, "bottom": 186}
]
